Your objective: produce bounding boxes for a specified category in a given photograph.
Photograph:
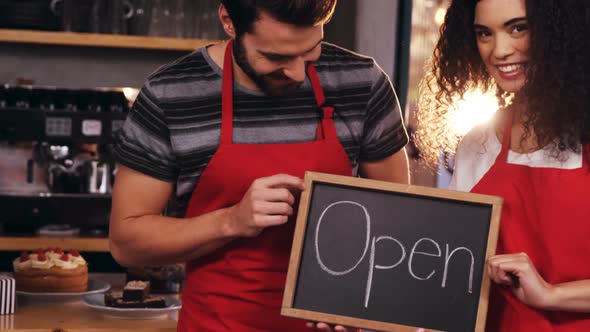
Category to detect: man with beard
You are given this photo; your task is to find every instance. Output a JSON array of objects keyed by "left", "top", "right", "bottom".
[{"left": 110, "top": 1, "right": 409, "bottom": 331}]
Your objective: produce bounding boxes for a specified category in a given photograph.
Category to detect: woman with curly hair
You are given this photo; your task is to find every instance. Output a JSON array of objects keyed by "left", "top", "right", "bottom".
[{"left": 415, "top": 0, "right": 589, "bottom": 330}]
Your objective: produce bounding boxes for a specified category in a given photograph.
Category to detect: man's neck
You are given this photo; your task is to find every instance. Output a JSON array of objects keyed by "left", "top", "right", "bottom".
[
  {"left": 207, "top": 41, "right": 260, "bottom": 92},
  {"left": 231, "top": 54, "right": 260, "bottom": 92}
]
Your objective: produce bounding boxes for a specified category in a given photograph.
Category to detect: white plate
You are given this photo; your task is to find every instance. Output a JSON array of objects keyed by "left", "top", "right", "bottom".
[
  {"left": 16, "top": 278, "right": 110, "bottom": 303},
  {"left": 83, "top": 293, "right": 182, "bottom": 319}
]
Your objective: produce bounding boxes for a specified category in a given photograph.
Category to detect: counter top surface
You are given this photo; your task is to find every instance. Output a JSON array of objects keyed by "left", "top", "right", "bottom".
[
  {"left": 2, "top": 300, "right": 178, "bottom": 331},
  {"left": 0, "top": 273, "right": 178, "bottom": 331}
]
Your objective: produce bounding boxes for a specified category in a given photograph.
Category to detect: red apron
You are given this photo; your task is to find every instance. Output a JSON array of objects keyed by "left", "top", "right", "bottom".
[
  {"left": 177, "top": 41, "right": 353, "bottom": 331},
  {"left": 471, "top": 110, "right": 590, "bottom": 331}
]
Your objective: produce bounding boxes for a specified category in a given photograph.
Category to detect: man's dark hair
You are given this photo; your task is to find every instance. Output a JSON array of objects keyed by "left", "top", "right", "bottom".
[{"left": 220, "top": 0, "right": 337, "bottom": 36}]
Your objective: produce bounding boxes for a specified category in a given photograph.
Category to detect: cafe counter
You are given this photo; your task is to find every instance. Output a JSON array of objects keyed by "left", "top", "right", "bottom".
[
  {"left": 1, "top": 273, "right": 178, "bottom": 332},
  {"left": 2, "top": 300, "right": 177, "bottom": 331}
]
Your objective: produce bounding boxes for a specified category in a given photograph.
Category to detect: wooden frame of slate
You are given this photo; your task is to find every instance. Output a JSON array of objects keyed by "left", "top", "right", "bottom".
[{"left": 282, "top": 171, "right": 502, "bottom": 332}]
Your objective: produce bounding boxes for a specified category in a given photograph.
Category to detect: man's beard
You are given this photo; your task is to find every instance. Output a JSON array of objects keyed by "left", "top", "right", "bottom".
[{"left": 233, "top": 37, "right": 303, "bottom": 96}]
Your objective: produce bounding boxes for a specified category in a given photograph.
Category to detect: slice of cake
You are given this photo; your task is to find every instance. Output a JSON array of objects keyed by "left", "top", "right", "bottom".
[{"left": 12, "top": 248, "right": 88, "bottom": 293}]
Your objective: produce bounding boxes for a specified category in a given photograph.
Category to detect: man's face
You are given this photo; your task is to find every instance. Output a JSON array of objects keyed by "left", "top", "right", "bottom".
[{"left": 232, "top": 12, "right": 324, "bottom": 96}]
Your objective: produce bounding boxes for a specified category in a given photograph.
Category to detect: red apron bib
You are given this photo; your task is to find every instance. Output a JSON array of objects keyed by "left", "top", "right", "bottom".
[
  {"left": 177, "top": 41, "right": 353, "bottom": 332},
  {"left": 471, "top": 110, "right": 590, "bottom": 331}
]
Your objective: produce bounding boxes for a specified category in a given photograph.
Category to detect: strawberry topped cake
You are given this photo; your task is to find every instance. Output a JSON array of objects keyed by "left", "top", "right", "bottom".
[{"left": 13, "top": 247, "right": 88, "bottom": 292}]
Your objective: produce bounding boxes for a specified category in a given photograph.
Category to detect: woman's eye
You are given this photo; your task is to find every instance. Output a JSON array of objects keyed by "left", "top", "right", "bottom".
[
  {"left": 475, "top": 30, "right": 492, "bottom": 40},
  {"left": 512, "top": 24, "right": 529, "bottom": 33}
]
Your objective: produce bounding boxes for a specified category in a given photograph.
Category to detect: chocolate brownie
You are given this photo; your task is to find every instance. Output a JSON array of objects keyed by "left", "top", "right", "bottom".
[
  {"left": 104, "top": 282, "right": 167, "bottom": 309},
  {"left": 104, "top": 291, "right": 123, "bottom": 306},
  {"left": 122, "top": 280, "right": 150, "bottom": 302}
]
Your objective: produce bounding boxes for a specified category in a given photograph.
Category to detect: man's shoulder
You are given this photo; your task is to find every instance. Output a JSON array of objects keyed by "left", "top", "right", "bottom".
[
  {"left": 149, "top": 48, "right": 212, "bottom": 79},
  {"left": 317, "top": 42, "right": 376, "bottom": 69},
  {"left": 143, "top": 47, "right": 219, "bottom": 95},
  {"left": 315, "top": 43, "right": 385, "bottom": 91}
]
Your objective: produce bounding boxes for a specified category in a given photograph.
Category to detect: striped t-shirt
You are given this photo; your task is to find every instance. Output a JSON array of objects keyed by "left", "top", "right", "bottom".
[{"left": 114, "top": 42, "right": 409, "bottom": 216}]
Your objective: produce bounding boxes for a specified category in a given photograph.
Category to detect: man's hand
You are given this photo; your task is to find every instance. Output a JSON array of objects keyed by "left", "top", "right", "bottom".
[
  {"left": 306, "top": 322, "right": 429, "bottom": 331},
  {"left": 225, "top": 174, "right": 305, "bottom": 237},
  {"left": 306, "top": 322, "right": 350, "bottom": 331},
  {"left": 487, "top": 252, "right": 556, "bottom": 309}
]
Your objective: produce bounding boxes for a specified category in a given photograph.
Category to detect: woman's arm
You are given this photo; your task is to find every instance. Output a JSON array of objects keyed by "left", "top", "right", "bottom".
[{"left": 488, "top": 252, "right": 590, "bottom": 312}]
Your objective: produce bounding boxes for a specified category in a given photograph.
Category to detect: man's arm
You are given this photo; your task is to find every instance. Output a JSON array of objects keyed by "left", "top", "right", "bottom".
[
  {"left": 109, "top": 166, "right": 234, "bottom": 267},
  {"left": 109, "top": 166, "right": 303, "bottom": 267},
  {"left": 358, "top": 148, "right": 410, "bottom": 184}
]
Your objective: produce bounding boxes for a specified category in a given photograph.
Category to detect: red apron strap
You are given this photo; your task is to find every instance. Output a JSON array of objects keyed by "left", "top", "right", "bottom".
[
  {"left": 307, "top": 63, "right": 338, "bottom": 140},
  {"left": 320, "top": 106, "right": 338, "bottom": 140},
  {"left": 316, "top": 120, "right": 324, "bottom": 140},
  {"left": 307, "top": 63, "right": 326, "bottom": 107},
  {"left": 497, "top": 107, "right": 514, "bottom": 163},
  {"left": 221, "top": 40, "right": 235, "bottom": 145}
]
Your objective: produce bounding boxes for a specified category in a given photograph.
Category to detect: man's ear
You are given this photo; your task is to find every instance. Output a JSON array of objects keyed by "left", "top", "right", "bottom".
[{"left": 219, "top": 4, "right": 235, "bottom": 39}]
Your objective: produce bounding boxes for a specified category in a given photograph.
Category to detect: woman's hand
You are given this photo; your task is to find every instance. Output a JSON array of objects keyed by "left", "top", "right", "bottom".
[{"left": 487, "top": 252, "right": 556, "bottom": 309}]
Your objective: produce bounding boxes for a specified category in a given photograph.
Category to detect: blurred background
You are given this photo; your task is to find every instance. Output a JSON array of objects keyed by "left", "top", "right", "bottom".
[{"left": 0, "top": 0, "right": 498, "bottom": 276}]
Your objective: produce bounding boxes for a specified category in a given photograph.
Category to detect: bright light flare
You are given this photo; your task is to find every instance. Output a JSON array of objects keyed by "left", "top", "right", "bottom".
[
  {"left": 434, "top": 7, "right": 447, "bottom": 26},
  {"left": 122, "top": 87, "right": 140, "bottom": 103},
  {"left": 448, "top": 89, "right": 499, "bottom": 137}
]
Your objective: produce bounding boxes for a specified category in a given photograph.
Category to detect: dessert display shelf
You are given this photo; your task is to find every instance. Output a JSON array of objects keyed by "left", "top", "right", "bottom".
[
  {"left": 0, "top": 237, "right": 109, "bottom": 252},
  {"left": 0, "top": 29, "right": 217, "bottom": 51}
]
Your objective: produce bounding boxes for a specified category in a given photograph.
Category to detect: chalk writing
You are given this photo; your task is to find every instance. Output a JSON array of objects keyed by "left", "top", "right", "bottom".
[{"left": 314, "top": 201, "right": 476, "bottom": 308}]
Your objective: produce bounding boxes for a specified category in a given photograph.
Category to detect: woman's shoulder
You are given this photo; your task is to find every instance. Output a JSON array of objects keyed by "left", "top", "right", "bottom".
[
  {"left": 449, "top": 119, "right": 502, "bottom": 192},
  {"left": 457, "top": 120, "right": 500, "bottom": 157}
]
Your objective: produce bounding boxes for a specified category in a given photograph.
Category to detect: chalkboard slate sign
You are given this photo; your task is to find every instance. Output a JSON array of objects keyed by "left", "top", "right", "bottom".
[{"left": 282, "top": 172, "right": 502, "bottom": 332}]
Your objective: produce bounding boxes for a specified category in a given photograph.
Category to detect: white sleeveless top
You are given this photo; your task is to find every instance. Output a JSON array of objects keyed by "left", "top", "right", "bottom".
[{"left": 449, "top": 123, "right": 583, "bottom": 192}]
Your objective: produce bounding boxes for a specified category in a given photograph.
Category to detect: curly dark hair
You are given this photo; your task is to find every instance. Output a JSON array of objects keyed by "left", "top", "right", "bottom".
[
  {"left": 414, "top": 0, "right": 589, "bottom": 169},
  {"left": 220, "top": 0, "right": 337, "bottom": 36}
]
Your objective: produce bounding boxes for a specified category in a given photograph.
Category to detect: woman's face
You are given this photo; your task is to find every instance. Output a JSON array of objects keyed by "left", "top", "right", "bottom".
[{"left": 474, "top": 0, "right": 530, "bottom": 93}]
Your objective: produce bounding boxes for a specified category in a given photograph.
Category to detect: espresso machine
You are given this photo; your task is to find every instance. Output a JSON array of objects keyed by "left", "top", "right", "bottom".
[{"left": 0, "top": 84, "right": 131, "bottom": 236}]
